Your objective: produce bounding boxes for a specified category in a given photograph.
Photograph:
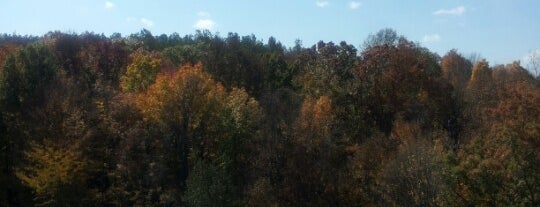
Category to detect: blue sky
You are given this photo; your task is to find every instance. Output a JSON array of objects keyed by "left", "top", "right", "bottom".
[{"left": 1, "top": 0, "right": 539, "bottom": 68}]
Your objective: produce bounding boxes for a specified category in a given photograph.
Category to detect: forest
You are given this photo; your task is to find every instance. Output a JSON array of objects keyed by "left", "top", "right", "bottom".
[{"left": 0, "top": 28, "right": 539, "bottom": 206}]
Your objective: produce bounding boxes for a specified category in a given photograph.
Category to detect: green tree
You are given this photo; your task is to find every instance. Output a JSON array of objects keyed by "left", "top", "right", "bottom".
[
  {"left": 127, "top": 29, "right": 157, "bottom": 50},
  {"left": 163, "top": 45, "right": 202, "bottom": 67},
  {"left": 184, "top": 159, "right": 238, "bottom": 207},
  {"left": 0, "top": 44, "right": 58, "bottom": 110},
  {"left": 294, "top": 41, "right": 357, "bottom": 98}
]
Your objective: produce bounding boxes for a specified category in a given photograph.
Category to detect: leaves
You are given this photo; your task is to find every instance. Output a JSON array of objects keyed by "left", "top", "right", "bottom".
[
  {"left": 441, "top": 49, "right": 472, "bottom": 92},
  {"left": 0, "top": 30, "right": 539, "bottom": 206},
  {"left": 16, "top": 142, "right": 89, "bottom": 206},
  {"left": 120, "top": 50, "right": 162, "bottom": 93}
]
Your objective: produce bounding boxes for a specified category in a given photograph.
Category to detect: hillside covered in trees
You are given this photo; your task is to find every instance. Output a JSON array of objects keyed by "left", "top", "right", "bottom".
[{"left": 0, "top": 29, "right": 539, "bottom": 206}]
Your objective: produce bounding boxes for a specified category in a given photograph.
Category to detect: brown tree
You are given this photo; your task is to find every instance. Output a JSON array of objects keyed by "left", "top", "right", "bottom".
[{"left": 441, "top": 49, "right": 472, "bottom": 92}]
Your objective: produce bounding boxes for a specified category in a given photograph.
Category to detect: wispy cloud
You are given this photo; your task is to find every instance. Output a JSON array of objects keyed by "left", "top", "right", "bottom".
[
  {"left": 422, "top": 34, "right": 441, "bottom": 43},
  {"left": 140, "top": 18, "right": 154, "bottom": 28},
  {"left": 349, "top": 1, "right": 362, "bottom": 10},
  {"left": 104, "top": 1, "right": 115, "bottom": 9},
  {"left": 197, "top": 11, "right": 211, "bottom": 18},
  {"left": 125, "top": 17, "right": 155, "bottom": 28},
  {"left": 433, "top": 6, "right": 465, "bottom": 16},
  {"left": 316, "top": 1, "right": 329, "bottom": 8}
]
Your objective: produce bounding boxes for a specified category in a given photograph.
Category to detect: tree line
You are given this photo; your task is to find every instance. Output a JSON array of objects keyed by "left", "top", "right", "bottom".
[{"left": 0, "top": 28, "right": 539, "bottom": 206}]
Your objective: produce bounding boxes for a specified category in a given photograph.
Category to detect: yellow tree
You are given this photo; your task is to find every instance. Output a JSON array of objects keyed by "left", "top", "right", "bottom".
[
  {"left": 294, "top": 96, "right": 334, "bottom": 151},
  {"left": 120, "top": 50, "right": 162, "bottom": 93},
  {"left": 465, "top": 59, "right": 495, "bottom": 135},
  {"left": 136, "top": 63, "right": 263, "bottom": 205},
  {"left": 16, "top": 141, "right": 89, "bottom": 206},
  {"left": 135, "top": 63, "right": 225, "bottom": 190},
  {"left": 467, "top": 59, "right": 494, "bottom": 105}
]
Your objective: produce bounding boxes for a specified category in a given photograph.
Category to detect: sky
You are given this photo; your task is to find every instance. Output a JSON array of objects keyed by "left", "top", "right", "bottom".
[{"left": 1, "top": 0, "right": 539, "bottom": 69}]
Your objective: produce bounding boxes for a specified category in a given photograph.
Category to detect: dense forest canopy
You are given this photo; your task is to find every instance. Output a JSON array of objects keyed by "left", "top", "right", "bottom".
[{"left": 0, "top": 29, "right": 539, "bottom": 206}]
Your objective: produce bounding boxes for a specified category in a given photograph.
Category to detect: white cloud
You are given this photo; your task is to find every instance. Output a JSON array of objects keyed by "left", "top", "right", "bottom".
[
  {"left": 193, "top": 12, "right": 216, "bottom": 30},
  {"left": 422, "top": 34, "right": 441, "bottom": 43},
  {"left": 433, "top": 6, "right": 465, "bottom": 16},
  {"left": 104, "top": 1, "right": 115, "bottom": 9},
  {"left": 316, "top": 1, "right": 329, "bottom": 8},
  {"left": 349, "top": 1, "right": 362, "bottom": 10},
  {"left": 194, "top": 19, "right": 216, "bottom": 30},
  {"left": 140, "top": 18, "right": 154, "bottom": 28}
]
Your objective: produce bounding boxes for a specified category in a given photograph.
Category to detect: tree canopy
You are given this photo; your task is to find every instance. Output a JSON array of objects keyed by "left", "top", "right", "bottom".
[{"left": 0, "top": 29, "right": 539, "bottom": 206}]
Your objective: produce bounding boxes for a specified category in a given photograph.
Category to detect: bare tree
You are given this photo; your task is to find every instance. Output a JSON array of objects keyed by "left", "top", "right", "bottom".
[
  {"left": 467, "top": 52, "right": 483, "bottom": 65},
  {"left": 526, "top": 50, "right": 539, "bottom": 77}
]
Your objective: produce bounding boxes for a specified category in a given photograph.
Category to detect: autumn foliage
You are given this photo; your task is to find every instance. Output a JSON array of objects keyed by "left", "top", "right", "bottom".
[{"left": 0, "top": 29, "right": 539, "bottom": 206}]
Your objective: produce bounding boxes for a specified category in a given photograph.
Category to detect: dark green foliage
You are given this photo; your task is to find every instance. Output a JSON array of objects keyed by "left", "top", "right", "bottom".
[
  {"left": 0, "top": 44, "right": 57, "bottom": 110},
  {"left": 185, "top": 159, "right": 239, "bottom": 207},
  {"left": 163, "top": 45, "right": 202, "bottom": 67},
  {"left": 0, "top": 44, "right": 60, "bottom": 206}
]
